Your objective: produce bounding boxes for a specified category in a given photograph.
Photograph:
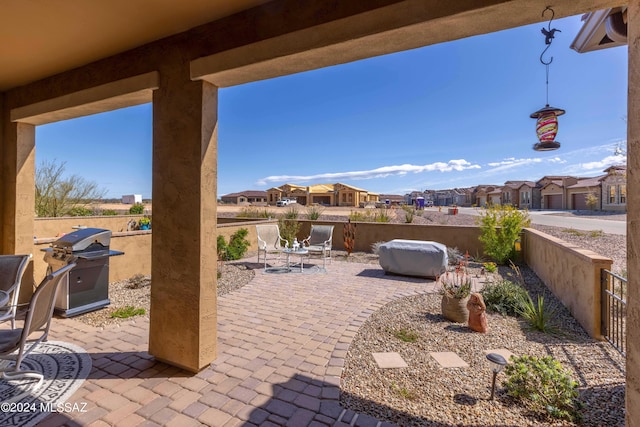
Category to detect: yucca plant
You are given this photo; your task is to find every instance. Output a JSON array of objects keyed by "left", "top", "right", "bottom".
[{"left": 517, "top": 294, "right": 559, "bottom": 335}]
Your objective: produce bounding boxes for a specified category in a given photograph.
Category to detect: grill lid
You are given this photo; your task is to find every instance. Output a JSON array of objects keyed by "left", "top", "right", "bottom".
[{"left": 52, "top": 228, "right": 111, "bottom": 252}]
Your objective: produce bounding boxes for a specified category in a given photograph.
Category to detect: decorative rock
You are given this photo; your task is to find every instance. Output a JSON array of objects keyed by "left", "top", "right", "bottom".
[{"left": 467, "top": 292, "right": 488, "bottom": 333}]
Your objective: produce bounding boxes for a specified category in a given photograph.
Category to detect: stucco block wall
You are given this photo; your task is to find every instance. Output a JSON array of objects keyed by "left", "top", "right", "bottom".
[
  {"left": 523, "top": 228, "right": 612, "bottom": 338},
  {"left": 296, "top": 220, "right": 484, "bottom": 256}
]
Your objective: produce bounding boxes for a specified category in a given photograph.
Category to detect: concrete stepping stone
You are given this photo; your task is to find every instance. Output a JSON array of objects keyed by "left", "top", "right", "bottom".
[
  {"left": 372, "top": 352, "right": 408, "bottom": 368},
  {"left": 429, "top": 351, "right": 469, "bottom": 368}
]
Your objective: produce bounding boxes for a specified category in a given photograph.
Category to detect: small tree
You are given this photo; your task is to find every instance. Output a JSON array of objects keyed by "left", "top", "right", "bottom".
[
  {"left": 129, "top": 203, "right": 145, "bottom": 215},
  {"left": 35, "top": 159, "right": 107, "bottom": 217},
  {"left": 585, "top": 192, "right": 599, "bottom": 211},
  {"left": 476, "top": 205, "right": 530, "bottom": 264}
]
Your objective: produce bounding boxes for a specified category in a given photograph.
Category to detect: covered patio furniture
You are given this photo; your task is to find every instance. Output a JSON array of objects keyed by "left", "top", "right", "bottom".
[
  {"left": 256, "top": 224, "right": 288, "bottom": 269},
  {"left": 0, "top": 254, "right": 31, "bottom": 329},
  {"left": 378, "top": 239, "right": 447, "bottom": 279},
  {"left": 302, "top": 225, "right": 334, "bottom": 268},
  {"left": 0, "top": 263, "right": 76, "bottom": 402}
]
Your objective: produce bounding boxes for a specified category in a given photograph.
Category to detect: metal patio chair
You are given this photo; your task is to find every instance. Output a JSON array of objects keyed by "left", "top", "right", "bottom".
[
  {"left": 256, "top": 224, "right": 288, "bottom": 269},
  {"left": 302, "top": 225, "right": 334, "bottom": 268},
  {"left": 0, "top": 263, "right": 76, "bottom": 402},
  {"left": 0, "top": 254, "right": 31, "bottom": 329}
]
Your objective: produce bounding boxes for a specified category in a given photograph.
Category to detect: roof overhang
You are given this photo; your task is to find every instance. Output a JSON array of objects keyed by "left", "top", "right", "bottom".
[{"left": 570, "top": 6, "right": 628, "bottom": 53}]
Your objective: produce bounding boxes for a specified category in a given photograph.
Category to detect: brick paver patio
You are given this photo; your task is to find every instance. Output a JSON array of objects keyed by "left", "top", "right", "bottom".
[{"left": 32, "top": 256, "right": 438, "bottom": 426}]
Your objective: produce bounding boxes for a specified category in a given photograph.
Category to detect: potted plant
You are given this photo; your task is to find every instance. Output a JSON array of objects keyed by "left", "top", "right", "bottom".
[
  {"left": 138, "top": 216, "right": 151, "bottom": 230},
  {"left": 438, "top": 267, "right": 472, "bottom": 323}
]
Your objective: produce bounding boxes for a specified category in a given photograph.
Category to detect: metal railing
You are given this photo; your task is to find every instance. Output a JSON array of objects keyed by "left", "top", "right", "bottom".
[{"left": 601, "top": 269, "right": 627, "bottom": 356}]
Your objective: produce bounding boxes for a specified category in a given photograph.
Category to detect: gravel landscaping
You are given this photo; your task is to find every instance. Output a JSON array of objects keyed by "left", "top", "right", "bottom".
[
  {"left": 339, "top": 263, "right": 626, "bottom": 426},
  {"left": 70, "top": 209, "right": 627, "bottom": 425}
]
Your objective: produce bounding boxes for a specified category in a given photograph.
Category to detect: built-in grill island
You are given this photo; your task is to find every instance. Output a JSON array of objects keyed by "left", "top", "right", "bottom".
[{"left": 42, "top": 227, "right": 124, "bottom": 317}]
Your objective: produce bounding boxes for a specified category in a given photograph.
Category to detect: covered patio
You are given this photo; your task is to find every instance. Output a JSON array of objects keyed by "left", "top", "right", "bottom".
[{"left": 1, "top": 1, "right": 638, "bottom": 425}]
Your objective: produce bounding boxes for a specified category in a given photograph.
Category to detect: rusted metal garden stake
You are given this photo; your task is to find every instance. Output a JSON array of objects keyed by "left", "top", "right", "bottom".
[{"left": 343, "top": 219, "right": 356, "bottom": 256}]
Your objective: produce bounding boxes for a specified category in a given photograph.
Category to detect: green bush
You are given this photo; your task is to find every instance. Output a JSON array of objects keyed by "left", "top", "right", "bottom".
[
  {"left": 305, "top": 205, "right": 325, "bottom": 220},
  {"left": 217, "top": 228, "right": 250, "bottom": 261},
  {"left": 504, "top": 355, "right": 581, "bottom": 421},
  {"left": 102, "top": 209, "right": 118, "bottom": 216},
  {"left": 129, "top": 203, "right": 145, "bottom": 214},
  {"left": 477, "top": 205, "right": 530, "bottom": 264},
  {"left": 237, "top": 206, "right": 273, "bottom": 218},
  {"left": 278, "top": 217, "right": 300, "bottom": 249},
  {"left": 67, "top": 206, "right": 93, "bottom": 216},
  {"left": 348, "top": 208, "right": 391, "bottom": 223},
  {"left": 111, "top": 306, "right": 146, "bottom": 318},
  {"left": 283, "top": 205, "right": 300, "bottom": 220},
  {"left": 480, "top": 279, "right": 528, "bottom": 317},
  {"left": 401, "top": 205, "right": 415, "bottom": 223},
  {"left": 517, "top": 294, "right": 559, "bottom": 335}
]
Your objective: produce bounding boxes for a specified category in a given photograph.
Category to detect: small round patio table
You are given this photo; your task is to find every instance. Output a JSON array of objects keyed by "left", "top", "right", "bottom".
[{"left": 283, "top": 248, "right": 309, "bottom": 273}]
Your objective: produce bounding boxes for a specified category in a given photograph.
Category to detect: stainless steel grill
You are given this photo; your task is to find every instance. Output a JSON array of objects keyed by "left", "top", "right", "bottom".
[{"left": 43, "top": 227, "right": 124, "bottom": 317}]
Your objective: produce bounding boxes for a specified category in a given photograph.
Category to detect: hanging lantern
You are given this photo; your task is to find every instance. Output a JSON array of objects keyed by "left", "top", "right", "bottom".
[
  {"left": 530, "top": 7, "right": 564, "bottom": 152},
  {"left": 530, "top": 105, "right": 565, "bottom": 151}
]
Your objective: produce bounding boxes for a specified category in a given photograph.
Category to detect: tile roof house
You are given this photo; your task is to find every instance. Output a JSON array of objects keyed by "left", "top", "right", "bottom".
[
  {"left": 267, "top": 183, "right": 379, "bottom": 207},
  {"left": 220, "top": 190, "right": 268, "bottom": 205},
  {"left": 567, "top": 175, "right": 606, "bottom": 210},
  {"left": 601, "top": 165, "right": 627, "bottom": 212}
]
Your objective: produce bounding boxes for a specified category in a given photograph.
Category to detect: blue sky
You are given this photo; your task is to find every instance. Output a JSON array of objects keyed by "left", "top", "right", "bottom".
[{"left": 36, "top": 14, "right": 628, "bottom": 199}]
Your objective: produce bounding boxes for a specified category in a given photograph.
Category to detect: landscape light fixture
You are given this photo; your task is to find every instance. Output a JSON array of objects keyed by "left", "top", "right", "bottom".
[
  {"left": 486, "top": 352, "right": 507, "bottom": 400},
  {"left": 531, "top": 6, "right": 565, "bottom": 151}
]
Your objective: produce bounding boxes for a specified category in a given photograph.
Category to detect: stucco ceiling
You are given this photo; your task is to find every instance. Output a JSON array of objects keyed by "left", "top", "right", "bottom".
[{"left": 0, "top": 0, "right": 271, "bottom": 91}]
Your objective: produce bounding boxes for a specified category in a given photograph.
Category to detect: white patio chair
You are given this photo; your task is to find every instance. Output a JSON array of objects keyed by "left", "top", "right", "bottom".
[
  {"left": 0, "top": 254, "right": 31, "bottom": 329},
  {"left": 256, "top": 224, "right": 288, "bottom": 269},
  {"left": 302, "top": 225, "right": 334, "bottom": 268}
]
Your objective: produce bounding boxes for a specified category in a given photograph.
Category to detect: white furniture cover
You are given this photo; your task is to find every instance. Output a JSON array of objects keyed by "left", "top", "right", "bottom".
[{"left": 378, "top": 239, "right": 448, "bottom": 278}]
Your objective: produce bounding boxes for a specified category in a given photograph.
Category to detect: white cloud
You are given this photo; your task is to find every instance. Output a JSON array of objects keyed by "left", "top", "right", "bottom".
[
  {"left": 483, "top": 156, "right": 565, "bottom": 175},
  {"left": 256, "top": 159, "right": 481, "bottom": 185},
  {"left": 580, "top": 154, "right": 627, "bottom": 170}
]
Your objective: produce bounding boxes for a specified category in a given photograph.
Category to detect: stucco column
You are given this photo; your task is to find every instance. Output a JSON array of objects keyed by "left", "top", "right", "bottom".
[
  {"left": 1, "top": 99, "right": 36, "bottom": 301},
  {"left": 149, "top": 75, "right": 218, "bottom": 372},
  {"left": 628, "top": 1, "right": 640, "bottom": 426}
]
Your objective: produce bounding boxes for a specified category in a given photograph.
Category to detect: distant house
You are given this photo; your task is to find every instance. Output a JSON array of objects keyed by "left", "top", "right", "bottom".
[
  {"left": 122, "top": 194, "right": 142, "bottom": 204},
  {"left": 537, "top": 176, "right": 579, "bottom": 210},
  {"left": 267, "top": 182, "right": 378, "bottom": 207},
  {"left": 601, "top": 165, "right": 627, "bottom": 212},
  {"left": 473, "top": 185, "right": 498, "bottom": 207},
  {"left": 516, "top": 181, "right": 538, "bottom": 210},
  {"left": 502, "top": 181, "right": 529, "bottom": 207},
  {"left": 220, "top": 190, "right": 268, "bottom": 205},
  {"left": 567, "top": 175, "right": 605, "bottom": 210}
]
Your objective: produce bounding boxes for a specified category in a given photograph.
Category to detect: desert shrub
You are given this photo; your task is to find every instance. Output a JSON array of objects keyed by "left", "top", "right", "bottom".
[
  {"left": 483, "top": 261, "right": 497, "bottom": 273},
  {"left": 517, "top": 294, "right": 559, "bottom": 334},
  {"left": 111, "top": 306, "right": 146, "bottom": 318},
  {"left": 102, "top": 209, "right": 118, "bottom": 216},
  {"left": 237, "top": 206, "right": 273, "bottom": 218},
  {"left": 305, "top": 205, "right": 325, "bottom": 220},
  {"left": 401, "top": 205, "right": 415, "bottom": 223},
  {"left": 480, "top": 279, "right": 528, "bottom": 317},
  {"left": 446, "top": 247, "right": 462, "bottom": 265},
  {"left": 504, "top": 355, "right": 581, "bottom": 421},
  {"left": 278, "top": 217, "right": 300, "bottom": 248},
  {"left": 217, "top": 228, "right": 250, "bottom": 260},
  {"left": 67, "top": 206, "right": 93, "bottom": 216},
  {"left": 349, "top": 208, "right": 391, "bottom": 223},
  {"left": 371, "top": 241, "right": 386, "bottom": 255},
  {"left": 283, "top": 205, "right": 300, "bottom": 219},
  {"left": 129, "top": 203, "right": 145, "bottom": 214},
  {"left": 477, "top": 205, "right": 530, "bottom": 264}
]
